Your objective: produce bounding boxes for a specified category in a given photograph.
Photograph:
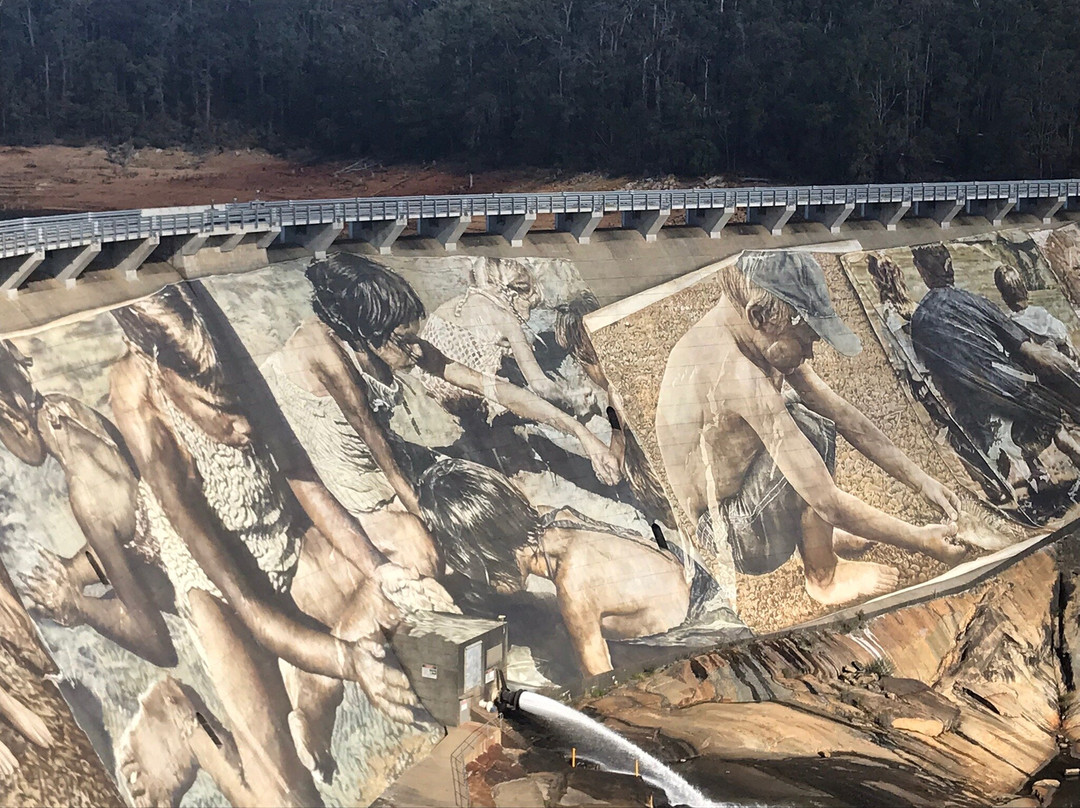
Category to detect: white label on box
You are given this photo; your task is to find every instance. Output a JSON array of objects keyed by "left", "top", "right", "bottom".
[
  {"left": 421, "top": 664, "right": 438, "bottom": 680},
  {"left": 464, "top": 641, "right": 483, "bottom": 690}
]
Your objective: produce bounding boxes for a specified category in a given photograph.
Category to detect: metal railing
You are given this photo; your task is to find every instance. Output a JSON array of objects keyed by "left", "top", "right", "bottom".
[
  {"left": 2, "top": 178, "right": 1079, "bottom": 259},
  {"left": 449, "top": 719, "right": 502, "bottom": 808}
]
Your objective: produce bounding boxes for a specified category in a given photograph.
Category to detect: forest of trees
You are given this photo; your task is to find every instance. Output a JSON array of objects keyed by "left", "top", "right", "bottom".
[{"left": 1, "top": 0, "right": 1078, "bottom": 183}]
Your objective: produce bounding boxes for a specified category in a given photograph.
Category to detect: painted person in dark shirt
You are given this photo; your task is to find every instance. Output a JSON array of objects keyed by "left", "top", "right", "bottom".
[{"left": 909, "top": 244, "right": 1080, "bottom": 487}]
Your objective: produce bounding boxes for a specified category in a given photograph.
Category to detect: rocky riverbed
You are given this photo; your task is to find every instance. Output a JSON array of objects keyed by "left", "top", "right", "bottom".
[{"left": 477, "top": 540, "right": 1080, "bottom": 806}]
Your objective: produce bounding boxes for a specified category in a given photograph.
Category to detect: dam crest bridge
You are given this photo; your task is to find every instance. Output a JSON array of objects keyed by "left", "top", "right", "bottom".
[{"left": 1, "top": 178, "right": 1078, "bottom": 296}]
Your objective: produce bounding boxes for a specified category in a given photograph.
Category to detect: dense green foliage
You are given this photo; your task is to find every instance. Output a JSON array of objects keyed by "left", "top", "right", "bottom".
[{"left": 1, "top": 0, "right": 1078, "bottom": 182}]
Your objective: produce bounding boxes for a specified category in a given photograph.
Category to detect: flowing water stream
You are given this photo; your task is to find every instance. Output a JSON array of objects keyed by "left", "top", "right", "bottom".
[{"left": 511, "top": 690, "right": 728, "bottom": 807}]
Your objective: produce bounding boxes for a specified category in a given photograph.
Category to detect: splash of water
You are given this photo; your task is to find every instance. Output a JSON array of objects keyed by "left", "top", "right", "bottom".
[{"left": 515, "top": 690, "right": 726, "bottom": 807}]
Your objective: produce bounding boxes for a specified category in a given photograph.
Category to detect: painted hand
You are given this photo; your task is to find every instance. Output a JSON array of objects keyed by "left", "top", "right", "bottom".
[
  {"left": 369, "top": 562, "right": 460, "bottom": 632},
  {"left": 23, "top": 550, "right": 82, "bottom": 627},
  {"left": 918, "top": 476, "right": 962, "bottom": 522},
  {"left": 558, "top": 385, "right": 596, "bottom": 418},
  {"left": 1038, "top": 343, "right": 1077, "bottom": 376},
  {"left": 915, "top": 520, "right": 967, "bottom": 565},
  {"left": 582, "top": 433, "right": 622, "bottom": 486},
  {"left": 345, "top": 636, "right": 419, "bottom": 724}
]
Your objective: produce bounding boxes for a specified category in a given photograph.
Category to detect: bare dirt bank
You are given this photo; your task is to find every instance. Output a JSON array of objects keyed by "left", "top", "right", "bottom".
[{"left": 0, "top": 145, "right": 716, "bottom": 215}]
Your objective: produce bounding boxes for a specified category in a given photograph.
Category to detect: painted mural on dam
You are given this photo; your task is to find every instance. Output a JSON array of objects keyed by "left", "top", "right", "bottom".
[
  {"left": 0, "top": 295, "right": 449, "bottom": 807},
  {"left": 1034, "top": 222, "right": 1080, "bottom": 311},
  {"left": 588, "top": 246, "right": 1049, "bottom": 633},
  {"left": 841, "top": 230, "right": 1080, "bottom": 527},
  {"left": 210, "top": 253, "right": 745, "bottom": 681},
  {"left": 0, "top": 519, "right": 121, "bottom": 804},
  {"left": 0, "top": 252, "right": 746, "bottom": 805}
]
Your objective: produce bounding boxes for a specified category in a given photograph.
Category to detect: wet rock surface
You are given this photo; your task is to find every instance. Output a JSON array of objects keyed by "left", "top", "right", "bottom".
[
  {"left": 465, "top": 739, "right": 666, "bottom": 808},
  {"left": 547, "top": 546, "right": 1067, "bottom": 807}
]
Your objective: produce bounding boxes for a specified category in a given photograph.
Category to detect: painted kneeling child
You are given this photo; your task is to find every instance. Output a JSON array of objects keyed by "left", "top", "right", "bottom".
[{"left": 418, "top": 457, "right": 718, "bottom": 677}]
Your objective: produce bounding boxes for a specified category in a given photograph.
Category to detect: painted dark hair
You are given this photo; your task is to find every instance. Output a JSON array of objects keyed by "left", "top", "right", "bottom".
[
  {"left": 994, "top": 264, "right": 1029, "bottom": 312},
  {"left": 305, "top": 253, "right": 426, "bottom": 349},
  {"left": 911, "top": 244, "right": 954, "bottom": 289},
  {"left": 112, "top": 285, "right": 221, "bottom": 391},
  {"left": 554, "top": 291, "right": 601, "bottom": 365},
  {"left": 866, "top": 254, "right": 916, "bottom": 319},
  {"left": 417, "top": 457, "right": 542, "bottom": 590},
  {"left": 0, "top": 339, "right": 37, "bottom": 410}
]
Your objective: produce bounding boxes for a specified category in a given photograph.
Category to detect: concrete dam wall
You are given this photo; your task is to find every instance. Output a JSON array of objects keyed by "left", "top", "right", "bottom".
[{"left": 2, "top": 222, "right": 1080, "bottom": 804}]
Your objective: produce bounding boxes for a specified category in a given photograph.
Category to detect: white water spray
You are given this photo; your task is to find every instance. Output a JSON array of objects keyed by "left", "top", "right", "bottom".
[{"left": 514, "top": 690, "right": 726, "bottom": 807}]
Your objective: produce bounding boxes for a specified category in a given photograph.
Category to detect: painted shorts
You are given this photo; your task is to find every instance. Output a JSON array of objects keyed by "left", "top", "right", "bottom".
[{"left": 697, "top": 402, "right": 836, "bottom": 576}]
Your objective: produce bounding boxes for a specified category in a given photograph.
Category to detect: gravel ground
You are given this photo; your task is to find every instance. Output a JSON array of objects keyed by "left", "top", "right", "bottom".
[
  {"left": 1041, "top": 224, "right": 1080, "bottom": 310},
  {"left": 0, "top": 631, "right": 121, "bottom": 807},
  {"left": 591, "top": 251, "right": 1032, "bottom": 634}
]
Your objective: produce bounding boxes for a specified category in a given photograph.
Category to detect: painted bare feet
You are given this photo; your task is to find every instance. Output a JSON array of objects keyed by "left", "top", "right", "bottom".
[
  {"left": 23, "top": 550, "right": 83, "bottom": 627},
  {"left": 805, "top": 559, "right": 900, "bottom": 606},
  {"left": 0, "top": 739, "right": 17, "bottom": 780},
  {"left": 117, "top": 677, "right": 199, "bottom": 808},
  {"left": 288, "top": 709, "right": 337, "bottom": 785}
]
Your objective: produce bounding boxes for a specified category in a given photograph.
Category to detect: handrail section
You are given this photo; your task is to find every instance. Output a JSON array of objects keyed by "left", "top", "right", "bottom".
[{"left": 2, "top": 179, "right": 1078, "bottom": 259}]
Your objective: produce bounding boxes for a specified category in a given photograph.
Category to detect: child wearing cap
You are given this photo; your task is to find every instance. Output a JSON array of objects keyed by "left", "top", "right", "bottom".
[{"left": 656, "top": 251, "right": 966, "bottom": 607}]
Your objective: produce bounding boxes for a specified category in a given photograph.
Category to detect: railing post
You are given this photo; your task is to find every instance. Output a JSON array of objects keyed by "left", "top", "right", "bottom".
[{"left": 3, "top": 177, "right": 1080, "bottom": 270}]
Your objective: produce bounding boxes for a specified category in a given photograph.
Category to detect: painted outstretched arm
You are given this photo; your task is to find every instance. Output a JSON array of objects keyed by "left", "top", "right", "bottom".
[
  {"left": 496, "top": 308, "right": 574, "bottom": 404},
  {"left": 249, "top": 356, "right": 451, "bottom": 613},
  {"left": 735, "top": 379, "right": 951, "bottom": 547},
  {"left": 57, "top": 526, "right": 177, "bottom": 668},
  {"left": 287, "top": 476, "right": 390, "bottom": 578},
  {"left": 425, "top": 346, "right": 621, "bottom": 484},
  {"left": 110, "top": 376, "right": 415, "bottom": 717},
  {"left": 1019, "top": 339, "right": 1080, "bottom": 414},
  {"left": 789, "top": 365, "right": 961, "bottom": 520},
  {"left": 313, "top": 340, "right": 422, "bottom": 515},
  {"left": 557, "top": 595, "right": 613, "bottom": 677},
  {"left": 23, "top": 397, "right": 177, "bottom": 667},
  {"left": 120, "top": 411, "right": 375, "bottom": 674},
  {"left": 286, "top": 476, "right": 453, "bottom": 627},
  {"left": 24, "top": 547, "right": 179, "bottom": 669},
  {"left": 239, "top": 347, "right": 399, "bottom": 576}
]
